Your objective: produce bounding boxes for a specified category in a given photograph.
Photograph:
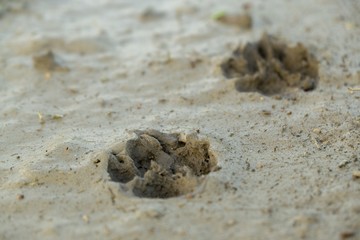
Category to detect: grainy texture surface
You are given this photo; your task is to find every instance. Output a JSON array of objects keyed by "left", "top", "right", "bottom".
[{"left": 0, "top": 0, "right": 359, "bottom": 239}]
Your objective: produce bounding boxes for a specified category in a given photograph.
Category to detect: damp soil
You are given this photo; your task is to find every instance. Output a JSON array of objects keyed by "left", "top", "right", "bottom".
[
  {"left": 221, "top": 34, "right": 319, "bottom": 95},
  {"left": 107, "top": 130, "right": 218, "bottom": 198}
]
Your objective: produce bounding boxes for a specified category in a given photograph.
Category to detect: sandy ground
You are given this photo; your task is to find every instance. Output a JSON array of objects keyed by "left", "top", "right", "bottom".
[{"left": 0, "top": 0, "right": 359, "bottom": 239}]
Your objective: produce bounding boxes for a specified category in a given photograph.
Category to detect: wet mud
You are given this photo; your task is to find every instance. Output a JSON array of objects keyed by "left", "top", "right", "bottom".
[
  {"left": 107, "top": 130, "right": 217, "bottom": 198},
  {"left": 221, "top": 34, "right": 319, "bottom": 95}
]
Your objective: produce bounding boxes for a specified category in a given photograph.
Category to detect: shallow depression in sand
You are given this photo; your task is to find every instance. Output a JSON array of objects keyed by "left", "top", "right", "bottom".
[{"left": 107, "top": 130, "right": 218, "bottom": 198}]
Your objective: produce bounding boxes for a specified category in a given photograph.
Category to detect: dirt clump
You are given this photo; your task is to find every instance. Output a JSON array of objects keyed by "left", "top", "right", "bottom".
[
  {"left": 33, "top": 51, "right": 69, "bottom": 73},
  {"left": 215, "top": 12, "right": 252, "bottom": 29},
  {"left": 107, "top": 130, "right": 217, "bottom": 198},
  {"left": 221, "top": 34, "right": 319, "bottom": 95}
]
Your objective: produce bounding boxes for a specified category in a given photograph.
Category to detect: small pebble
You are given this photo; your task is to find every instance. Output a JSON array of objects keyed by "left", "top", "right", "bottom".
[
  {"left": 261, "top": 110, "right": 271, "bottom": 116},
  {"left": 16, "top": 194, "right": 24, "bottom": 200},
  {"left": 352, "top": 170, "right": 360, "bottom": 179},
  {"left": 312, "top": 128, "right": 321, "bottom": 134},
  {"left": 82, "top": 214, "right": 90, "bottom": 223},
  {"left": 338, "top": 160, "right": 351, "bottom": 168}
]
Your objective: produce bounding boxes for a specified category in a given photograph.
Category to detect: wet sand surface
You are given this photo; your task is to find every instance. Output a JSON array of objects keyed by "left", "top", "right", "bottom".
[{"left": 0, "top": 0, "right": 359, "bottom": 239}]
